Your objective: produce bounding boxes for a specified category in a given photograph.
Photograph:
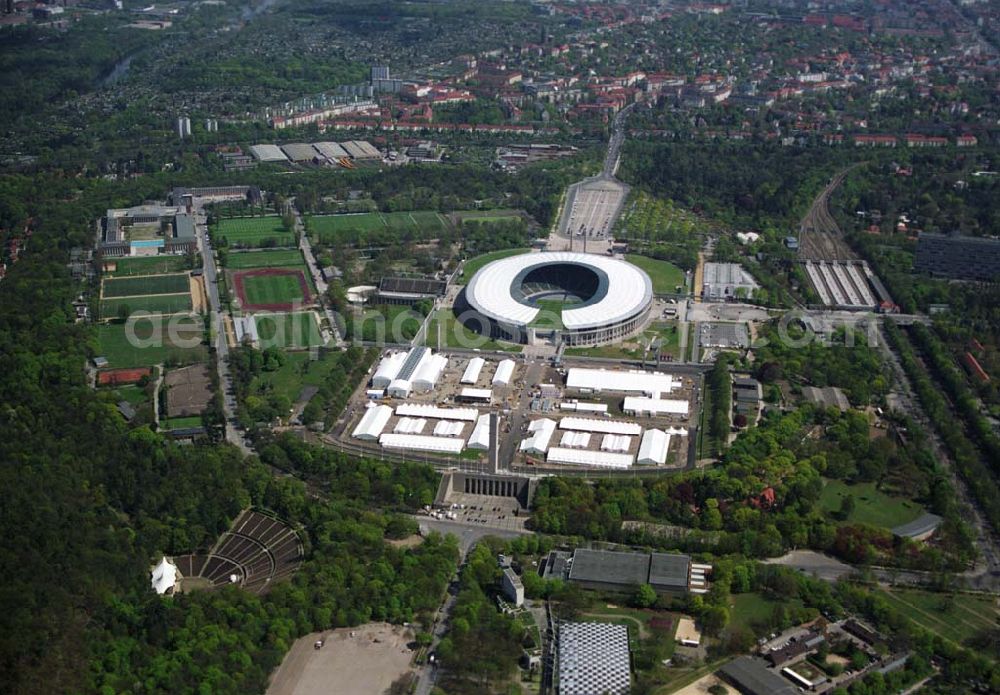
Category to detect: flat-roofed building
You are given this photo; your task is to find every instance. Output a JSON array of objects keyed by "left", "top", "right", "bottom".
[
  {"left": 720, "top": 656, "right": 798, "bottom": 695},
  {"left": 501, "top": 567, "right": 524, "bottom": 607},
  {"left": 558, "top": 622, "right": 630, "bottom": 695},
  {"left": 565, "top": 548, "right": 695, "bottom": 595},
  {"left": 250, "top": 144, "right": 289, "bottom": 162},
  {"left": 702, "top": 262, "right": 759, "bottom": 300},
  {"left": 377, "top": 276, "right": 446, "bottom": 306}
]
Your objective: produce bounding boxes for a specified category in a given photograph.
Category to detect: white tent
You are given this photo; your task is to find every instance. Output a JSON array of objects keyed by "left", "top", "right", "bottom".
[
  {"left": 637, "top": 428, "right": 670, "bottom": 465},
  {"left": 151, "top": 556, "right": 178, "bottom": 595},
  {"left": 492, "top": 359, "right": 516, "bottom": 386},
  {"left": 600, "top": 434, "right": 632, "bottom": 452},
  {"left": 546, "top": 447, "right": 633, "bottom": 469},
  {"left": 372, "top": 351, "right": 407, "bottom": 388},
  {"left": 413, "top": 354, "right": 449, "bottom": 392},
  {"left": 467, "top": 414, "right": 491, "bottom": 450},
  {"left": 559, "top": 416, "right": 642, "bottom": 436},
  {"left": 378, "top": 433, "right": 465, "bottom": 454},
  {"left": 566, "top": 368, "right": 680, "bottom": 395},
  {"left": 393, "top": 417, "right": 426, "bottom": 434},
  {"left": 519, "top": 418, "right": 556, "bottom": 455},
  {"left": 560, "top": 431, "right": 591, "bottom": 448},
  {"left": 396, "top": 403, "right": 478, "bottom": 421},
  {"left": 352, "top": 404, "right": 392, "bottom": 440},
  {"left": 623, "top": 396, "right": 689, "bottom": 417},
  {"left": 433, "top": 420, "right": 466, "bottom": 437},
  {"left": 461, "top": 357, "right": 486, "bottom": 384}
]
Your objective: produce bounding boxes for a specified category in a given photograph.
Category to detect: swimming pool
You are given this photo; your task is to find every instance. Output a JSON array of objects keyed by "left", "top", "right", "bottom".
[{"left": 131, "top": 239, "right": 164, "bottom": 249}]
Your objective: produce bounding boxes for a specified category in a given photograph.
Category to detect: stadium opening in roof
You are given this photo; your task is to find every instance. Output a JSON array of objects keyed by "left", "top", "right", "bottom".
[{"left": 460, "top": 251, "right": 654, "bottom": 347}]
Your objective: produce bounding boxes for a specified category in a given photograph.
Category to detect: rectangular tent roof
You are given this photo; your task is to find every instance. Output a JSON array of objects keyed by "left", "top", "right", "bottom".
[
  {"left": 467, "top": 414, "right": 491, "bottom": 450},
  {"left": 546, "top": 447, "right": 633, "bottom": 468},
  {"left": 461, "top": 357, "right": 486, "bottom": 384},
  {"left": 459, "top": 387, "right": 492, "bottom": 401},
  {"left": 393, "top": 417, "right": 426, "bottom": 434},
  {"left": 492, "top": 359, "right": 516, "bottom": 386},
  {"left": 637, "top": 429, "right": 670, "bottom": 465},
  {"left": 600, "top": 434, "right": 632, "bottom": 452},
  {"left": 566, "top": 368, "right": 680, "bottom": 395},
  {"left": 559, "top": 417, "right": 642, "bottom": 436},
  {"left": 433, "top": 420, "right": 466, "bottom": 437},
  {"left": 560, "top": 431, "right": 591, "bottom": 448},
  {"left": 352, "top": 404, "right": 392, "bottom": 440},
  {"left": 623, "top": 396, "right": 689, "bottom": 416},
  {"left": 520, "top": 418, "right": 556, "bottom": 454},
  {"left": 378, "top": 433, "right": 465, "bottom": 454},
  {"left": 396, "top": 403, "right": 478, "bottom": 421}
]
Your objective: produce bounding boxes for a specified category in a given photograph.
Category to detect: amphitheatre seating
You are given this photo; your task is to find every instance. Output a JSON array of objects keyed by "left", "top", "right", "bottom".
[{"left": 174, "top": 509, "right": 303, "bottom": 594}]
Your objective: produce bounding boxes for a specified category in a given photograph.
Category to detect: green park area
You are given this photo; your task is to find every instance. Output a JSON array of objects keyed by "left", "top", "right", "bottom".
[
  {"left": 565, "top": 322, "right": 680, "bottom": 360},
  {"left": 160, "top": 416, "right": 204, "bottom": 430},
  {"left": 106, "top": 255, "right": 192, "bottom": 277},
  {"left": 254, "top": 312, "right": 325, "bottom": 349},
  {"left": 306, "top": 210, "right": 449, "bottom": 243},
  {"left": 626, "top": 255, "right": 687, "bottom": 295},
  {"left": 247, "top": 351, "right": 344, "bottom": 404},
  {"left": 225, "top": 249, "right": 307, "bottom": 269},
  {"left": 460, "top": 247, "right": 530, "bottom": 280},
  {"left": 214, "top": 216, "right": 294, "bottom": 247},
  {"left": 95, "top": 316, "right": 206, "bottom": 368},
  {"left": 728, "top": 592, "right": 809, "bottom": 633},
  {"left": 456, "top": 209, "right": 522, "bottom": 224},
  {"left": 877, "top": 588, "right": 998, "bottom": 645},
  {"left": 818, "top": 480, "right": 923, "bottom": 529},
  {"left": 424, "top": 309, "right": 521, "bottom": 352}
]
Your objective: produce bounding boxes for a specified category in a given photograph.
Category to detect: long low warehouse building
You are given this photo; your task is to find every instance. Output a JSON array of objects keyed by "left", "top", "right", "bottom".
[
  {"left": 378, "top": 433, "right": 465, "bottom": 454},
  {"left": 547, "top": 447, "right": 634, "bottom": 469},
  {"left": 623, "top": 396, "right": 689, "bottom": 417},
  {"left": 566, "top": 368, "right": 680, "bottom": 395},
  {"left": 559, "top": 417, "right": 642, "bottom": 436}
]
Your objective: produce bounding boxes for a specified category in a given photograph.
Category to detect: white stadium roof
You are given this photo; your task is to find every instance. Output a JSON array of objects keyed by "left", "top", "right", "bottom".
[
  {"left": 464, "top": 252, "right": 653, "bottom": 331},
  {"left": 566, "top": 368, "right": 680, "bottom": 395},
  {"left": 378, "top": 433, "right": 465, "bottom": 454},
  {"left": 352, "top": 404, "right": 392, "bottom": 440},
  {"left": 559, "top": 416, "right": 642, "bottom": 436},
  {"left": 546, "top": 447, "right": 634, "bottom": 469}
]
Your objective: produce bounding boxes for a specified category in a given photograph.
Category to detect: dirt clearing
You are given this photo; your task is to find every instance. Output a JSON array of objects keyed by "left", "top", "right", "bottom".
[{"left": 267, "top": 622, "right": 414, "bottom": 695}]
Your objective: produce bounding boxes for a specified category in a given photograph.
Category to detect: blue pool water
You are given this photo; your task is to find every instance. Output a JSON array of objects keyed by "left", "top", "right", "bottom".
[{"left": 131, "top": 239, "right": 165, "bottom": 248}]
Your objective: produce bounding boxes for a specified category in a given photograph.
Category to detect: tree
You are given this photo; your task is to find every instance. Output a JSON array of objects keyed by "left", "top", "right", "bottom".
[
  {"left": 633, "top": 583, "right": 657, "bottom": 609},
  {"left": 837, "top": 494, "right": 856, "bottom": 521}
]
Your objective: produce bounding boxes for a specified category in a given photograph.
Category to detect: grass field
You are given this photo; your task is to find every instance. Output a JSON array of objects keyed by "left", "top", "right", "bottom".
[
  {"left": 818, "top": 480, "right": 923, "bottom": 529},
  {"left": 248, "top": 351, "right": 343, "bottom": 404},
  {"left": 877, "top": 588, "right": 998, "bottom": 645},
  {"left": 424, "top": 309, "right": 521, "bottom": 352},
  {"left": 455, "top": 209, "right": 521, "bottom": 222},
  {"left": 106, "top": 256, "right": 191, "bottom": 277},
  {"left": 460, "top": 247, "right": 530, "bottom": 281},
  {"left": 225, "top": 249, "right": 306, "bottom": 269},
  {"left": 307, "top": 210, "right": 449, "bottom": 243},
  {"left": 215, "top": 216, "right": 294, "bottom": 247},
  {"left": 255, "top": 312, "right": 325, "bottom": 349},
  {"left": 565, "top": 322, "right": 680, "bottom": 360},
  {"left": 161, "top": 416, "right": 204, "bottom": 430},
  {"left": 111, "top": 384, "right": 149, "bottom": 405},
  {"left": 626, "top": 255, "right": 687, "bottom": 295},
  {"left": 96, "top": 317, "right": 206, "bottom": 368},
  {"left": 729, "top": 593, "right": 807, "bottom": 634},
  {"left": 529, "top": 299, "right": 566, "bottom": 329},
  {"left": 103, "top": 273, "right": 190, "bottom": 297},
  {"left": 240, "top": 272, "right": 307, "bottom": 306},
  {"left": 101, "top": 293, "right": 193, "bottom": 317}
]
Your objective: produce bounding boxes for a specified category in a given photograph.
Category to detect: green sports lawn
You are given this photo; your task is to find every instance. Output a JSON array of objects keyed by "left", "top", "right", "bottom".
[
  {"left": 626, "top": 255, "right": 687, "bottom": 295},
  {"left": 306, "top": 210, "right": 450, "bottom": 242},
  {"left": 876, "top": 588, "right": 998, "bottom": 645},
  {"left": 241, "top": 273, "right": 307, "bottom": 306},
  {"left": 215, "top": 217, "right": 294, "bottom": 247},
  {"left": 101, "top": 293, "right": 193, "bottom": 317},
  {"left": 102, "top": 273, "right": 190, "bottom": 297},
  {"left": 254, "top": 312, "right": 324, "bottom": 349},
  {"left": 96, "top": 317, "right": 206, "bottom": 368},
  {"left": 107, "top": 256, "right": 191, "bottom": 276},
  {"left": 460, "top": 248, "right": 530, "bottom": 280},
  {"left": 818, "top": 480, "right": 923, "bottom": 529},
  {"left": 225, "top": 249, "right": 307, "bottom": 269}
]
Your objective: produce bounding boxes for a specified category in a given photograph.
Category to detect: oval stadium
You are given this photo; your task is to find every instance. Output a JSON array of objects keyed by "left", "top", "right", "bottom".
[{"left": 461, "top": 252, "right": 653, "bottom": 346}]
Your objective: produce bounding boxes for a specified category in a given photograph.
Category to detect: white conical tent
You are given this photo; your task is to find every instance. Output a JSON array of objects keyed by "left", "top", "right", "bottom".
[{"left": 151, "top": 556, "right": 178, "bottom": 595}]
